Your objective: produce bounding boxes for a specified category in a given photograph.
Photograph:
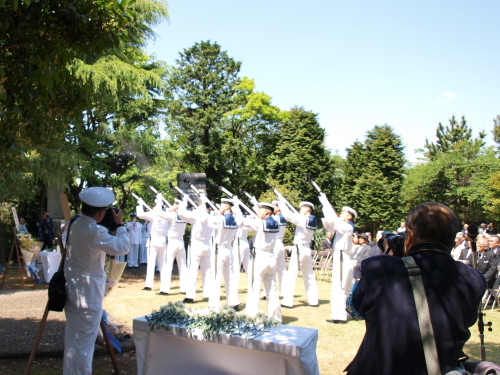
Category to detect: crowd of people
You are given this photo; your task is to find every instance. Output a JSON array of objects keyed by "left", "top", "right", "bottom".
[{"left": 53, "top": 184, "right": 499, "bottom": 375}]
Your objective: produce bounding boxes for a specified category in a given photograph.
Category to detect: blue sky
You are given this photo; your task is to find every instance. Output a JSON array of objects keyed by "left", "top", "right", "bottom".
[{"left": 146, "top": 0, "right": 500, "bottom": 162}]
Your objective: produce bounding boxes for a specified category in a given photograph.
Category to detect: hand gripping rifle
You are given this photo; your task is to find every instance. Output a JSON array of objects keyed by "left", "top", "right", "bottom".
[
  {"left": 468, "top": 223, "right": 493, "bottom": 361},
  {"left": 183, "top": 178, "right": 218, "bottom": 211},
  {"left": 130, "top": 192, "right": 153, "bottom": 212},
  {"left": 149, "top": 186, "right": 172, "bottom": 208},
  {"left": 238, "top": 188, "right": 260, "bottom": 213},
  {"left": 305, "top": 174, "right": 323, "bottom": 195},
  {"left": 208, "top": 180, "right": 256, "bottom": 216},
  {"left": 168, "top": 182, "right": 198, "bottom": 207},
  {"left": 267, "top": 184, "right": 298, "bottom": 214}
]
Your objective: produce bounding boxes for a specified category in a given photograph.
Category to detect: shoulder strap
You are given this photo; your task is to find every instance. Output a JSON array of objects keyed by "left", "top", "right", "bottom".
[
  {"left": 402, "top": 256, "right": 441, "bottom": 375},
  {"left": 65, "top": 214, "right": 80, "bottom": 247}
]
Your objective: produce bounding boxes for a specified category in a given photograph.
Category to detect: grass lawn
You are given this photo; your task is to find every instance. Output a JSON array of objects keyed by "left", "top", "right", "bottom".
[{"left": 103, "top": 267, "right": 500, "bottom": 374}]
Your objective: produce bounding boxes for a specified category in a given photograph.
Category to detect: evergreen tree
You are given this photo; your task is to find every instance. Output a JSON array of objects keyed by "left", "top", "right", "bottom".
[
  {"left": 342, "top": 125, "right": 405, "bottom": 232},
  {"left": 267, "top": 107, "right": 337, "bottom": 205},
  {"left": 425, "top": 115, "right": 485, "bottom": 160}
]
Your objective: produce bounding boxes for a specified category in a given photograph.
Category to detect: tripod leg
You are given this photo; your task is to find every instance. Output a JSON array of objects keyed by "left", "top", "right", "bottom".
[
  {"left": 100, "top": 318, "right": 120, "bottom": 375},
  {"left": 24, "top": 304, "right": 50, "bottom": 375}
]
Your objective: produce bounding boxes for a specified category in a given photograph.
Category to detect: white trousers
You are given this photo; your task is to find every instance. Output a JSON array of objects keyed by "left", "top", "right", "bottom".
[
  {"left": 127, "top": 243, "right": 140, "bottom": 267},
  {"left": 209, "top": 245, "right": 240, "bottom": 308},
  {"left": 186, "top": 239, "right": 212, "bottom": 299},
  {"left": 139, "top": 238, "right": 148, "bottom": 264},
  {"left": 281, "top": 244, "right": 318, "bottom": 307},
  {"left": 144, "top": 245, "right": 166, "bottom": 289},
  {"left": 162, "top": 237, "right": 188, "bottom": 293},
  {"left": 63, "top": 301, "right": 102, "bottom": 375},
  {"left": 245, "top": 249, "right": 282, "bottom": 322},
  {"left": 330, "top": 250, "right": 354, "bottom": 321},
  {"left": 273, "top": 239, "right": 286, "bottom": 296},
  {"left": 233, "top": 238, "right": 251, "bottom": 293}
]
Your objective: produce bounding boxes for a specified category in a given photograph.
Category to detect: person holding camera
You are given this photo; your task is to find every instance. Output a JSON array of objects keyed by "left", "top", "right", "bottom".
[
  {"left": 63, "top": 187, "right": 129, "bottom": 375},
  {"left": 37, "top": 211, "right": 55, "bottom": 250},
  {"left": 345, "top": 202, "right": 486, "bottom": 375}
]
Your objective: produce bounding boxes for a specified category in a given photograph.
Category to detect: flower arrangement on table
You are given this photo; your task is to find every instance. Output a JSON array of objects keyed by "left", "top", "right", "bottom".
[{"left": 147, "top": 302, "right": 280, "bottom": 341}]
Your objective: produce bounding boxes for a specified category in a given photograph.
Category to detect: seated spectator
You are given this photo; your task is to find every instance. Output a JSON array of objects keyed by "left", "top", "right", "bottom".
[
  {"left": 487, "top": 223, "right": 498, "bottom": 235},
  {"left": 451, "top": 233, "right": 466, "bottom": 261},
  {"left": 489, "top": 235, "right": 500, "bottom": 256},
  {"left": 321, "top": 231, "right": 333, "bottom": 251},
  {"left": 352, "top": 233, "right": 374, "bottom": 279}
]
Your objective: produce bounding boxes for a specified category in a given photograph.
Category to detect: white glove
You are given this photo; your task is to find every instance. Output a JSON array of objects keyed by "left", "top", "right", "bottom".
[
  {"left": 179, "top": 195, "right": 188, "bottom": 210},
  {"left": 137, "top": 198, "right": 145, "bottom": 206},
  {"left": 318, "top": 193, "right": 329, "bottom": 206},
  {"left": 200, "top": 193, "right": 209, "bottom": 204},
  {"left": 231, "top": 197, "right": 242, "bottom": 215}
]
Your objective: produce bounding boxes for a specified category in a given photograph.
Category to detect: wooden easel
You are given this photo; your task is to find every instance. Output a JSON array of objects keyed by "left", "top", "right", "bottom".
[
  {"left": 24, "top": 238, "right": 121, "bottom": 375},
  {"left": 0, "top": 227, "right": 36, "bottom": 290}
]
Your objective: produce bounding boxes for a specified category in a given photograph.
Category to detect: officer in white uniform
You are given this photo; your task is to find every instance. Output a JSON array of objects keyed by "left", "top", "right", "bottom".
[
  {"left": 136, "top": 195, "right": 170, "bottom": 292},
  {"left": 240, "top": 201, "right": 282, "bottom": 322},
  {"left": 319, "top": 192, "right": 356, "bottom": 323},
  {"left": 207, "top": 198, "right": 243, "bottom": 309},
  {"left": 156, "top": 199, "right": 192, "bottom": 295},
  {"left": 63, "top": 187, "right": 129, "bottom": 375},
  {"left": 139, "top": 220, "right": 150, "bottom": 264},
  {"left": 279, "top": 199, "right": 319, "bottom": 307},
  {"left": 272, "top": 200, "right": 288, "bottom": 297},
  {"left": 177, "top": 196, "right": 216, "bottom": 303},
  {"left": 125, "top": 212, "right": 142, "bottom": 268}
]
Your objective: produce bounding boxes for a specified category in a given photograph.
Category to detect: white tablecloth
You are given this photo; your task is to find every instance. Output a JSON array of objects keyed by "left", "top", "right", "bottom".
[
  {"left": 133, "top": 316, "right": 319, "bottom": 375},
  {"left": 38, "top": 251, "right": 62, "bottom": 283}
]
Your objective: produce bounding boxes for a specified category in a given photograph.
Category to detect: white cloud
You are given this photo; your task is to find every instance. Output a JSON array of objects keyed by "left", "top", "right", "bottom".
[{"left": 435, "top": 91, "right": 457, "bottom": 107}]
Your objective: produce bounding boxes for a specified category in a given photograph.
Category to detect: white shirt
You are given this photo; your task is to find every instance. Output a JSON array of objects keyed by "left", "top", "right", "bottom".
[
  {"left": 157, "top": 210, "right": 192, "bottom": 238},
  {"left": 319, "top": 194, "right": 354, "bottom": 253},
  {"left": 126, "top": 220, "right": 142, "bottom": 245},
  {"left": 64, "top": 214, "right": 129, "bottom": 309},
  {"left": 136, "top": 205, "right": 169, "bottom": 247},
  {"left": 278, "top": 201, "right": 315, "bottom": 246},
  {"left": 242, "top": 216, "right": 279, "bottom": 251},
  {"left": 178, "top": 205, "right": 216, "bottom": 242}
]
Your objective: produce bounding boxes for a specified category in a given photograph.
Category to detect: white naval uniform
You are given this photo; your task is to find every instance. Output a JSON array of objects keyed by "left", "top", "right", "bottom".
[
  {"left": 279, "top": 201, "right": 319, "bottom": 307},
  {"left": 63, "top": 215, "right": 129, "bottom": 375},
  {"left": 207, "top": 212, "right": 242, "bottom": 308},
  {"left": 125, "top": 219, "right": 142, "bottom": 267},
  {"left": 157, "top": 210, "right": 192, "bottom": 294},
  {"left": 139, "top": 221, "right": 150, "bottom": 264},
  {"left": 136, "top": 205, "right": 170, "bottom": 291},
  {"left": 273, "top": 213, "right": 287, "bottom": 296},
  {"left": 234, "top": 225, "right": 251, "bottom": 290},
  {"left": 178, "top": 202, "right": 216, "bottom": 300},
  {"left": 243, "top": 216, "right": 282, "bottom": 322},
  {"left": 319, "top": 194, "right": 354, "bottom": 321}
]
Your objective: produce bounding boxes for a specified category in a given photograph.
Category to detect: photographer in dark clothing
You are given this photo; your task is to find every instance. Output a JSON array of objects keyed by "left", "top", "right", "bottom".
[
  {"left": 37, "top": 211, "right": 55, "bottom": 250},
  {"left": 346, "top": 202, "right": 486, "bottom": 375}
]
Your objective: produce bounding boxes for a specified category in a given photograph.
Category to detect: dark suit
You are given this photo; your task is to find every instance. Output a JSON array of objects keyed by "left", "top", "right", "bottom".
[
  {"left": 321, "top": 238, "right": 332, "bottom": 250},
  {"left": 352, "top": 244, "right": 373, "bottom": 279},
  {"left": 467, "top": 250, "right": 498, "bottom": 288},
  {"left": 346, "top": 242, "right": 486, "bottom": 375}
]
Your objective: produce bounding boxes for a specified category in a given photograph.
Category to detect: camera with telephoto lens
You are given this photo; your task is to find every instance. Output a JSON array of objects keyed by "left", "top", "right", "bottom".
[
  {"left": 378, "top": 232, "right": 406, "bottom": 258},
  {"left": 99, "top": 207, "right": 120, "bottom": 231}
]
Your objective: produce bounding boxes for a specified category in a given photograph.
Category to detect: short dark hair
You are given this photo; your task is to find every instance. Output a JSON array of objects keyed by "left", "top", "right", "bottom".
[
  {"left": 406, "top": 202, "right": 459, "bottom": 251},
  {"left": 81, "top": 202, "right": 107, "bottom": 217}
]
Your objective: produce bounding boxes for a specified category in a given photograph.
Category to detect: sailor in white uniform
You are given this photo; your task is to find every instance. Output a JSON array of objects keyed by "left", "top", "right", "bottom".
[
  {"left": 279, "top": 199, "right": 319, "bottom": 307},
  {"left": 125, "top": 212, "right": 142, "bottom": 268},
  {"left": 139, "top": 220, "right": 150, "bottom": 264},
  {"left": 239, "top": 201, "right": 282, "bottom": 322},
  {"left": 319, "top": 192, "right": 356, "bottom": 323},
  {"left": 207, "top": 198, "right": 243, "bottom": 309},
  {"left": 156, "top": 199, "right": 192, "bottom": 295},
  {"left": 63, "top": 187, "right": 129, "bottom": 375},
  {"left": 136, "top": 195, "right": 170, "bottom": 292},
  {"left": 177, "top": 195, "right": 216, "bottom": 303},
  {"left": 272, "top": 200, "right": 288, "bottom": 297}
]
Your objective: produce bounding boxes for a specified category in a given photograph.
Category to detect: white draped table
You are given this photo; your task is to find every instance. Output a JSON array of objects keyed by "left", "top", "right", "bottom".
[
  {"left": 133, "top": 316, "right": 320, "bottom": 375},
  {"left": 37, "top": 251, "right": 62, "bottom": 283}
]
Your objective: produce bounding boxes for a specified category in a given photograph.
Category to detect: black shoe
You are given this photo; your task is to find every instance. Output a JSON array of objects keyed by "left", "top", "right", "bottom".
[
  {"left": 262, "top": 296, "right": 267, "bottom": 300},
  {"left": 230, "top": 304, "right": 240, "bottom": 311},
  {"left": 183, "top": 298, "right": 194, "bottom": 303},
  {"left": 310, "top": 304, "right": 319, "bottom": 307},
  {"left": 326, "top": 319, "right": 347, "bottom": 324},
  {"left": 158, "top": 292, "right": 169, "bottom": 295},
  {"left": 142, "top": 287, "right": 151, "bottom": 291}
]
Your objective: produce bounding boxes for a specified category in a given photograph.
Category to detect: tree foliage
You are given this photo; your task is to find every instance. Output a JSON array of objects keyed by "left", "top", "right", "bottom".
[
  {"left": 267, "top": 107, "right": 338, "bottom": 205},
  {"left": 424, "top": 115, "right": 485, "bottom": 160},
  {"left": 342, "top": 125, "right": 406, "bottom": 232}
]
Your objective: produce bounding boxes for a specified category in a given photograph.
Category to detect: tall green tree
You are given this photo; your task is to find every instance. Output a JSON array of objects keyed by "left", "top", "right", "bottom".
[
  {"left": 165, "top": 41, "right": 282, "bottom": 197},
  {"left": 425, "top": 115, "right": 485, "bottom": 160},
  {"left": 267, "top": 107, "right": 337, "bottom": 205},
  {"left": 342, "top": 125, "right": 406, "bottom": 232}
]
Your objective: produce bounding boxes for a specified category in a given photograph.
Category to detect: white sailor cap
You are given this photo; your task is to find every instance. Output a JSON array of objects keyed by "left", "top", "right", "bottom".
[
  {"left": 300, "top": 201, "right": 314, "bottom": 209},
  {"left": 259, "top": 202, "right": 275, "bottom": 213},
  {"left": 342, "top": 206, "right": 358, "bottom": 219},
  {"left": 79, "top": 187, "right": 114, "bottom": 208},
  {"left": 220, "top": 198, "right": 234, "bottom": 206}
]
